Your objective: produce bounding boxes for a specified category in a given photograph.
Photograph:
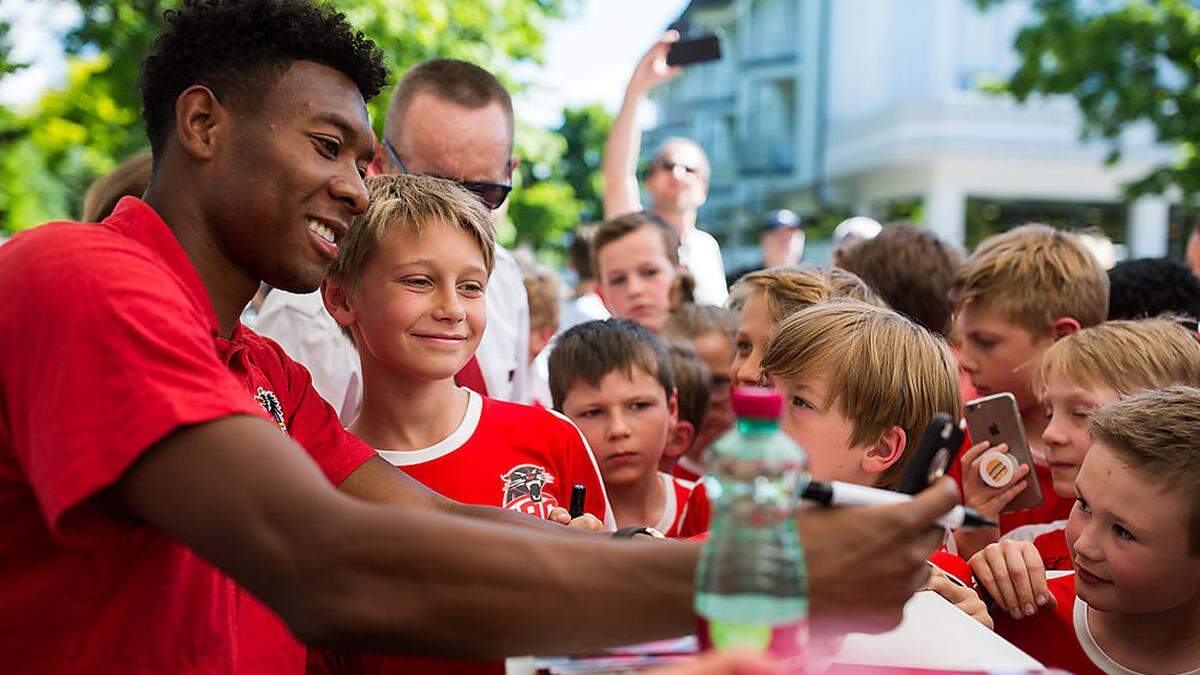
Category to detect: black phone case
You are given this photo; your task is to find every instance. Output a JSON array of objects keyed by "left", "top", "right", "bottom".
[
  {"left": 667, "top": 35, "right": 722, "bottom": 66},
  {"left": 897, "top": 412, "right": 964, "bottom": 495}
]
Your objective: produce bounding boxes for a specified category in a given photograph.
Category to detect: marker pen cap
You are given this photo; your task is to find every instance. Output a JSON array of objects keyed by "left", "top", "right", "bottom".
[{"left": 979, "top": 450, "right": 1017, "bottom": 488}]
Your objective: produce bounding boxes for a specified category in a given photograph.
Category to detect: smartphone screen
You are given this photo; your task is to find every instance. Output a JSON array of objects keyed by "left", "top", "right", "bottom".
[
  {"left": 666, "top": 34, "right": 722, "bottom": 67},
  {"left": 963, "top": 393, "right": 1044, "bottom": 513}
]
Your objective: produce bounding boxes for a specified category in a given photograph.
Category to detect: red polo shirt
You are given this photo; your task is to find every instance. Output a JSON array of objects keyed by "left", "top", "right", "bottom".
[{"left": 0, "top": 198, "right": 373, "bottom": 673}]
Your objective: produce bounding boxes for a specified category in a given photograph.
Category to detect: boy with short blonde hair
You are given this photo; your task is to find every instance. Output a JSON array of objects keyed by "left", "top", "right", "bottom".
[
  {"left": 968, "top": 318, "right": 1200, "bottom": 619},
  {"left": 761, "top": 300, "right": 962, "bottom": 491},
  {"left": 953, "top": 224, "right": 1110, "bottom": 541},
  {"left": 551, "top": 320, "right": 709, "bottom": 538},
  {"left": 992, "top": 387, "right": 1200, "bottom": 674},
  {"left": 729, "top": 265, "right": 883, "bottom": 388}
]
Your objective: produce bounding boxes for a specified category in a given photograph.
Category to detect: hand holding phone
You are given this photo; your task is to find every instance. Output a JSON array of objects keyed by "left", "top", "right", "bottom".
[
  {"left": 963, "top": 394, "right": 1043, "bottom": 514},
  {"left": 666, "top": 34, "right": 722, "bottom": 67},
  {"left": 897, "top": 412, "right": 964, "bottom": 495}
]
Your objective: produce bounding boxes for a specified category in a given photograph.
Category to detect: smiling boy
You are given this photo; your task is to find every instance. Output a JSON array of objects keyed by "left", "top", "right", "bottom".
[{"left": 992, "top": 387, "right": 1200, "bottom": 674}]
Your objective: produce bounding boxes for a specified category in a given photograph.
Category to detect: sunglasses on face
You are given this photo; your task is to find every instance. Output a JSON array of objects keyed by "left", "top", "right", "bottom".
[
  {"left": 381, "top": 138, "right": 513, "bottom": 210},
  {"left": 651, "top": 159, "right": 703, "bottom": 176}
]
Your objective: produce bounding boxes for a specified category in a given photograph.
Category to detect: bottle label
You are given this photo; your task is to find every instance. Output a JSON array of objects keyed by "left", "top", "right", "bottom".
[{"left": 707, "top": 619, "right": 807, "bottom": 669}]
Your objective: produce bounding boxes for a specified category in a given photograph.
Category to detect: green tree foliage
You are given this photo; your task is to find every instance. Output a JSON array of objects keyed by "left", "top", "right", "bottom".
[
  {"left": 978, "top": 0, "right": 1200, "bottom": 204},
  {"left": 0, "top": 0, "right": 583, "bottom": 239}
]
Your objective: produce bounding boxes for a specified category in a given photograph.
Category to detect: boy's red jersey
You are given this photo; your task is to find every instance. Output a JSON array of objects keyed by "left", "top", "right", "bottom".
[
  {"left": 378, "top": 390, "right": 613, "bottom": 526},
  {"left": 1001, "top": 519, "right": 1071, "bottom": 571},
  {"left": 655, "top": 473, "right": 711, "bottom": 538},
  {"left": 993, "top": 572, "right": 1133, "bottom": 675},
  {"left": 671, "top": 455, "right": 704, "bottom": 483}
]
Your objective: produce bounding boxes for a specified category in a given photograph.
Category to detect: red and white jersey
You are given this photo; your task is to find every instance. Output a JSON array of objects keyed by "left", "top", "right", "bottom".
[
  {"left": 671, "top": 455, "right": 704, "bottom": 484},
  {"left": 377, "top": 389, "right": 614, "bottom": 528},
  {"left": 654, "top": 473, "right": 711, "bottom": 539},
  {"left": 1002, "top": 519, "right": 1071, "bottom": 571},
  {"left": 992, "top": 572, "right": 1200, "bottom": 675}
]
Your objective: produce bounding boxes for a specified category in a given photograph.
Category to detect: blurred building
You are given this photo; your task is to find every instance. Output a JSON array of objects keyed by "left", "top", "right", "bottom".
[{"left": 645, "top": 0, "right": 1178, "bottom": 268}]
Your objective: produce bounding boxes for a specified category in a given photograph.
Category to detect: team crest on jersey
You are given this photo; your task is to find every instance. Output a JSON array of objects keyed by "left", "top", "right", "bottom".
[
  {"left": 254, "top": 387, "right": 288, "bottom": 432},
  {"left": 501, "top": 464, "right": 558, "bottom": 518}
]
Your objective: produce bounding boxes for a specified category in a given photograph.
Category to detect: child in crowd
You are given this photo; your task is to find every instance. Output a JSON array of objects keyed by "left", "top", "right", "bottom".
[
  {"left": 968, "top": 318, "right": 1200, "bottom": 619},
  {"left": 551, "top": 320, "right": 710, "bottom": 538},
  {"left": 659, "top": 338, "right": 712, "bottom": 474},
  {"left": 761, "top": 300, "right": 990, "bottom": 627},
  {"left": 521, "top": 262, "right": 561, "bottom": 408},
  {"left": 729, "top": 265, "right": 883, "bottom": 388},
  {"left": 559, "top": 223, "right": 610, "bottom": 331},
  {"left": 661, "top": 303, "right": 739, "bottom": 481},
  {"left": 323, "top": 174, "right": 611, "bottom": 523},
  {"left": 591, "top": 211, "right": 693, "bottom": 332},
  {"left": 989, "top": 388, "right": 1200, "bottom": 674},
  {"left": 322, "top": 175, "right": 613, "bottom": 674},
  {"left": 1106, "top": 257, "right": 1200, "bottom": 321},
  {"left": 951, "top": 224, "right": 1110, "bottom": 554}
]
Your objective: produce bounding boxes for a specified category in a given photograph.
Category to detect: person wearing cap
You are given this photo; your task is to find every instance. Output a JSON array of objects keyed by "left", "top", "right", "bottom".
[
  {"left": 727, "top": 209, "right": 806, "bottom": 287},
  {"left": 603, "top": 32, "right": 729, "bottom": 307},
  {"left": 831, "top": 216, "right": 883, "bottom": 267}
]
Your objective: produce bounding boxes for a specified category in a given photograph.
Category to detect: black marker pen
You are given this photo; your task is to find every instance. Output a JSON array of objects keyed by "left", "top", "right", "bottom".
[
  {"left": 568, "top": 484, "right": 586, "bottom": 519},
  {"left": 803, "top": 480, "right": 997, "bottom": 530}
]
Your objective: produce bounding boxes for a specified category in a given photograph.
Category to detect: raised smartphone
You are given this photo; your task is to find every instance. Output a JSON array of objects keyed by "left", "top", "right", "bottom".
[
  {"left": 963, "top": 393, "right": 1043, "bottom": 513},
  {"left": 667, "top": 34, "right": 722, "bottom": 66}
]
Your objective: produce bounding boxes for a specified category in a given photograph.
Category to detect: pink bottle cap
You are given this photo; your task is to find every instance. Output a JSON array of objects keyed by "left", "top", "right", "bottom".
[{"left": 730, "top": 386, "right": 783, "bottom": 419}]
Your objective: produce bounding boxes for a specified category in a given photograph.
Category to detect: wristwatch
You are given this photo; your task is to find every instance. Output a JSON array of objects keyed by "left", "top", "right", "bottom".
[{"left": 612, "top": 526, "right": 666, "bottom": 540}]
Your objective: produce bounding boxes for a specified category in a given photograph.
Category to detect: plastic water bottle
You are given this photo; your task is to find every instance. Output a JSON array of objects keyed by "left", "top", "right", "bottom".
[{"left": 695, "top": 386, "right": 809, "bottom": 669}]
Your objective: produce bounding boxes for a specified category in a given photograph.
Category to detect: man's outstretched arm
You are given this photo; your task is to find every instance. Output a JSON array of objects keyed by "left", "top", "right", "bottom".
[{"left": 602, "top": 32, "right": 680, "bottom": 220}]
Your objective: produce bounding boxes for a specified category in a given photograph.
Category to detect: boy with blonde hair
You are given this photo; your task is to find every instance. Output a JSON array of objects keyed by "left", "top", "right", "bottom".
[
  {"left": 992, "top": 387, "right": 1200, "bottom": 674},
  {"left": 762, "top": 300, "right": 992, "bottom": 626},
  {"left": 952, "top": 224, "right": 1110, "bottom": 541},
  {"left": 551, "top": 320, "right": 709, "bottom": 538},
  {"left": 729, "top": 265, "right": 883, "bottom": 388},
  {"left": 967, "top": 318, "right": 1200, "bottom": 620},
  {"left": 662, "top": 304, "right": 739, "bottom": 481}
]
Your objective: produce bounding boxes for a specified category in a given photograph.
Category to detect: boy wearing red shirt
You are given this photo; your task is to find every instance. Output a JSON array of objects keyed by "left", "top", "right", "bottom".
[
  {"left": 322, "top": 173, "right": 611, "bottom": 527},
  {"left": 970, "top": 318, "right": 1200, "bottom": 619},
  {"left": 550, "top": 320, "right": 710, "bottom": 538},
  {"left": 951, "top": 224, "right": 1111, "bottom": 559},
  {"left": 990, "top": 388, "right": 1200, "bottom": 674}
]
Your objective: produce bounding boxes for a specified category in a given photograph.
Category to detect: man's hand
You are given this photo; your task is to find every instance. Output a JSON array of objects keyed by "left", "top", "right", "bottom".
[
  {"left": 548, "top": 507, "right": 603, "bottom": 532},
  {"left": 968, "top": 540, "right": 1056, "bottom": 620},
  {"left": 627, "top": 31, "right": 683, "bottom": 98},
  {"left": 798, "top": 478, "right": 958, "bottom": 634},
  {"left": 922, "top": 567, "right": 993, "bottom": 630}
]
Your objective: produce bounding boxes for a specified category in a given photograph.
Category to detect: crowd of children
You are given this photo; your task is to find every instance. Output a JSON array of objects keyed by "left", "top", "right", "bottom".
[{"left": 6, "top": 1, "right": 1200, "bottom": 671}]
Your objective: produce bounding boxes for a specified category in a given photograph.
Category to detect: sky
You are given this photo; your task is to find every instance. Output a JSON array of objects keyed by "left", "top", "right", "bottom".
[{"left": 0, "top": 0, "right": 690, "bottom": 129}]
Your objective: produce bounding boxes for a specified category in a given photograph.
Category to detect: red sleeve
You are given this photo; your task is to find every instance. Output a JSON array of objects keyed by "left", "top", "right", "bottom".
[
  {"left": 676, "top": 480, "right": 711, "bottom": 539},
  {"left": 928, "top": 550, "right": 972, "bottom": 586},
  {"left": 0, "top": 231, "right": 263, "bottom": 543},
  {"left": 266, "top": 339, "right": 373, "bottom": 486},
  {"left": 549, "top": 409, "right": 613, "bottom": 528}
]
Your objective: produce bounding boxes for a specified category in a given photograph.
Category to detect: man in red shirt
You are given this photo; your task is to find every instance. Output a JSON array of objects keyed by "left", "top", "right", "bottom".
[{"left": 0, "top": 0, "right": 961, "bottom": 671}]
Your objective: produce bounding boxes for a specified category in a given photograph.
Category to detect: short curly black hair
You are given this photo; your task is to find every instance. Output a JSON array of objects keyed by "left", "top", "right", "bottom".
[
  {"left": 139, "top": 0, "right": 388, "bottom": 160},
  {"left": 1107, "top": 257, "right": 1200, "bottom": 320}
]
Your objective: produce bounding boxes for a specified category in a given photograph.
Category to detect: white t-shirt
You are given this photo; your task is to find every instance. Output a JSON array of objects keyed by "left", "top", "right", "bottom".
[{"left": 680, "top": 227, "right": 728, "bottom": 307}]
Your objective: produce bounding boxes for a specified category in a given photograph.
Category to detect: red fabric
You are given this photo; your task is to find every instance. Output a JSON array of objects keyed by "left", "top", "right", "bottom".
[
  {"left": 928, "top": 550, "right": 973, "bottom": 587},
  {"left": 454, "top": 356, "right": 489, "bottom": 397},
  {"left": 0, "top": 198, "right": 270, "bottom": 673},
  {"left": 348, "top": 395, "right": 610, "bottom": 675},
  {"left": 220, "top": 325, "right": 376, "bottom": 674},
  {"left": 992, "top": 573, "right": 1102, "bottom": 675},
  {"left": 662, "top": 475, "right": 711, "bottom": 539},
  {"left": 671, "top": 460, "right": 702, "bottom": 483},
  {"left": 1002, "top": 520, "right": 1072, "bottom": 571}
]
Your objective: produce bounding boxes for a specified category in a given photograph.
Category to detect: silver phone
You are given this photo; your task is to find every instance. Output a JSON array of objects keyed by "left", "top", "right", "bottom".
[{"left": 963, "top": 392, "right": 1043, "bottom": 513}]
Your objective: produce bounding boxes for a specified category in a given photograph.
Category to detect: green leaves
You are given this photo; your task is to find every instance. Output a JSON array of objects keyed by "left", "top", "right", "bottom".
[
  {"left": 979, "top": 0, "right": 1200, "bottom": 206},
  {"left": 0, "top": 0, "right": 581, "bottom": 234}
]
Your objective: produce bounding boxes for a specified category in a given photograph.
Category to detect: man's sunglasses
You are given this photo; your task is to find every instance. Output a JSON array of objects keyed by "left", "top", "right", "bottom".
[
  {"left": 381, "top": 138, "right": 512, "bottom": 210},
  {"left": 650, "top": 159, "right": 703, "bottom": 176}
]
